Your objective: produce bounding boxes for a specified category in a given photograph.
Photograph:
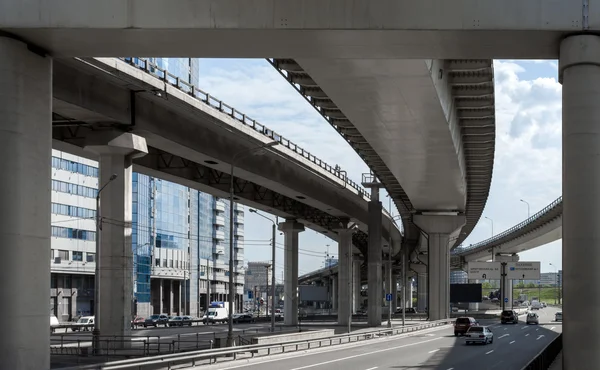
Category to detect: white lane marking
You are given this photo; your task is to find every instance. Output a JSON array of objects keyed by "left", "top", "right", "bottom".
[
  {"left": 525, "top": 334, "right": 530, "bottom": 337},
  {"left": 288, "top": 337, "right": 443, "bottom": 370},
  {"left": 551, "top": 327, "right": 556, "bottom": 330},
  {"left": 365, "top": 367, "right": 378, "bottom": 370},
  {"left": 509, "top": 340, "right": 516, "bottom": 344},
  {"left": 447, "top": 368, "right": 454, "bottom": 370},
  {"left": 428, "top": 349, "right": 440, "bottom": 354},
  {"left": 504, "top": 328, "right": 508, "bottom": 331},
  {"left": 536, "top": 328, "right": 539, "bottom": 331},
  {"left": 486, "top": 350, "right": 494, "bottom": 355},
  {"left": 498, "top": 334, "right": 509, "bottom": 339},
  {"left": 521, "top": 326, "right": 527, "bottom": 330},
  {"left": 537, "top": 335, "right": 545, "bottom": 340}
]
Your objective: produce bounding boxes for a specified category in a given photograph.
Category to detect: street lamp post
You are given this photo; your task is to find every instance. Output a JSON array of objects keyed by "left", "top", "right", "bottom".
[
  {"left": 227, "top": 141, "right": 278, "bottom": 347},
  {"left": 92, "top": 173, "right": 118, "bottom": 355},
  {"left": 520, "top": 199, "right": 531, "bottom": 218},
  {"left": 249, "top": 208, "right": 277, "bottom": 332},
  {"left": 485, "top": 216, "right": 494, "bottom": 237}
]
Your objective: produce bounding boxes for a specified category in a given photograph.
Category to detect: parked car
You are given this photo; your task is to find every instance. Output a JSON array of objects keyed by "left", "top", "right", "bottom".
[
  {"left": 454, "top": 317, "right": 479, "bottom": 336},
  {"left": 396, "top": 307, "right": 417, "bottom": 314},
  {"left": 144, "top": 314, "right": 169, "bottom": 327},
  {"left": 555, "top": 311, "right": 563, "bottom": 322},
  {"left": 232, "top": 313, "right": 255, "bottom": 324},
  {"left": 465, "top": 326, "right": 494, "bottom": 345},
  {"left": 526, "top": 312, "right": 539, "bottom": 325},
  {"left": 131, "top": 316, "right": 145, "bottom": 329},
  {"left": 72, "top": 316, "right": 94, "bottom": 332},
  {"left": 501, "top": 310, "right": 519, "bottom": 324}
]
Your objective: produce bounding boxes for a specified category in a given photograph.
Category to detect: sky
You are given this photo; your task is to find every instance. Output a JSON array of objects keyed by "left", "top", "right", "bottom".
[{"left": 195, "top": 58, "right": 563, "bottom": 282}]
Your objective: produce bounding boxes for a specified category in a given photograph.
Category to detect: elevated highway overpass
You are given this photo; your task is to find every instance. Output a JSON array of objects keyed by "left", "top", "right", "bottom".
[{"left": 1, "top": 1, "right": 598, "bottom": 368}]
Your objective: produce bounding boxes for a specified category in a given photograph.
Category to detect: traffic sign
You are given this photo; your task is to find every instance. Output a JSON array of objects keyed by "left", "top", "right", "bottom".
[
  {"left": 504, "top": 297, "right": 509, "bottom": 303},
  {"left": 386, "top": 293, "right": 393, "bottom": 302},
  {"left": 467, "top": 262, "right": 501, "bottom": 280},
  {"left": 506, "top": 261, "right": 541, "bottom": 280}
]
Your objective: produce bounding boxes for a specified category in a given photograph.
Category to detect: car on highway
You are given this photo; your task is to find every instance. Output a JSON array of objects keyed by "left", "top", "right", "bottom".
[
  {"left": 232, "top": 313, "right": 255, "bottom": 324},
  {"left": 168, "top": 316, "right": 193, "bottom": 327},
  {"left": 555, "top": 311, "right": 563, "bottom": 322},
  {"left": 454, "top": 317, "right": 479, "bottom": 336},
  {"left": 72, "top": 316, "right": 94, "bottom": 332},
  {"left": 465, "top": 326, "right": 494, "bottom": 345},
  {"left": 131, "top": 316, "right": 145, "bottom": 329},
  {"left": 144, "top": 314, "right": 169, "bottom": 327},
  {"left": 395, "top": 307, "right": 417, "bottom": 314},
  {"left": 526, "top": 312, "right": 539, "bottom": 325},
  {"left": 501, "top": 310, "right": 519, "bottom": 324}
]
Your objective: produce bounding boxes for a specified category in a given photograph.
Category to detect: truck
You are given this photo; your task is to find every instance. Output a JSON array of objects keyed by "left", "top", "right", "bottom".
[{"left": 202, "top": 301, "right": 230, "bottom": 324}]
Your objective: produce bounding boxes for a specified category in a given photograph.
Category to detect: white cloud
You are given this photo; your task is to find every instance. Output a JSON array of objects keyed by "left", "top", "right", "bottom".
[{"left": 197, "top": 59, "right": 563, "bottom": 274}]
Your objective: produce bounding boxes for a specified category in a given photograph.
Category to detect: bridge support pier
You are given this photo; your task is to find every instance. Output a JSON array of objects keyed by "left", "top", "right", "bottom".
[
  {"left": 353, "top": 258, "right": 362, "bottom": 313},
  {"left": 279, "top": 220, "right": 305, "bottom": 326},
  {"left": 336, "top": 224, "right": 353, "bottom": 326},
  {"left": 367, "top": 199, "right": 383, "bottom": 326},
  {"left": 392, "top": 273, "right": 399, "bottom": 313},
  {"left": 85, "top": 132, "right": 147, "bottom": 348},
  {"left": 560, "top": 34, "right": 600, "bottom": 369},
  {"left": 417, "top": 272, "right": 428, "bottom": 313},
  {"left": 0, "top": 36, "right": 52, "bottom": 370},
  {"left": 414, "top": 214, "right": 465, "bottom": 321}
]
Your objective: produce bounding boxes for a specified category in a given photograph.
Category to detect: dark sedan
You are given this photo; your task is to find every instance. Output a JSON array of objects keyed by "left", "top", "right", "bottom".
[
  {"left": 232, "top": 313, "right": 255, "bottom": 324},
  {"left": 144, "top": 314, "right": 169, "bottom": 327}
]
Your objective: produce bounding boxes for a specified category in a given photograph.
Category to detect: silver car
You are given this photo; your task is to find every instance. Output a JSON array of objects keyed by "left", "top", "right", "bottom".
[
  {"left": 465, "top": 326, "right": 494, "bottom": 345},
  {"left": 526, "top": 313, "right": 539, "bottom": 325}
]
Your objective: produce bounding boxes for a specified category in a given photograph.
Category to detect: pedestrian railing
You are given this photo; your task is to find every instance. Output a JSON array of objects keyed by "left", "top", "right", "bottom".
[{"left": 58, "top": 319, "right": 453, "bottom": 370}]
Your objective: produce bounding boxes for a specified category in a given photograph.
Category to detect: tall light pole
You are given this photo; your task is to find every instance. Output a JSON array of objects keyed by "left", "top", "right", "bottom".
[
  {"left": 520, "top": 199, "right": 531, "bottom": 218},
  {"left": 249, "top": 208, "right": 278, "bottom": 332},
  {"left": 227, "top": 141, "right": 278, "bottom": 347},
  {"left": 92, "top": 173, "right": 118, "bottom": 355},
  {"left": 549, "top": 263, "right": 558, "bottom": 304},
  {"left": 484, "top": 216, "right": 494, "bottom": 237}
]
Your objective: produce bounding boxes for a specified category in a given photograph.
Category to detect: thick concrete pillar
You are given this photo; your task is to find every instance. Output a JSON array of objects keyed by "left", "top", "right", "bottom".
[
  {"left": 178, "top": 280, "right": 182, "bottom": 315},
  {"left": 417, "top": 273, "right": 428, "bottom": 312},
  {"left": 278, "top": 220, "right": 304, "bottom": 325},
  {"left": 86, "top": 132, "right": 147, "bottom": 344},
  {"left": 159, "top": 280, "right": 164, "bottom": 314},
  {"left": 406, "top": 278, "right": 414, "bottom": 308},
  {"left": 414, "top": 214, "right": 466, "bottom": 320},
  {"left": 384, "top": 257, "right": 393, "bottom": 314},
  {"left": 0, "top": 37, "right": 52, "bottom": 370},
  {"left": 367, "top": 200, "right": 383, "bottom": 326},
  {"left": 502, "top": 279, "right": 513, "bottom": 310},
  {"left": 353, "top": 259, "right": 362, "bottom": 313},
  {"left": 336, "top": 227, "right": 353, "bottom": 325},
  {"left": 332, "top": 276, "right": 338, "bottom": 311},
  {"left": 560, "top": 34, "right": 600, "bottom": 369},
  {"left": 392, "top": 273, "right": 399, "bottom": 312}
]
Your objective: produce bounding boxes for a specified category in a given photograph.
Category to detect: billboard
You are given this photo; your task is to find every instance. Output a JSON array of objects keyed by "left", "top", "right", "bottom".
[
  {"left": 467, "top": 261, "right": 501, "bottom": 280},
  {"left": 450, "top": 283, "right": 482, "bottom": 303},
  {"left": 298, "top": 285, "right": 329, "bottom": 302}
]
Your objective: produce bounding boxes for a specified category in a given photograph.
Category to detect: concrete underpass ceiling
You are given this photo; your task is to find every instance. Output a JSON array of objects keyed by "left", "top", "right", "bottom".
[{"left": 296, "top": 58, "right": 466, "bottom": 211}]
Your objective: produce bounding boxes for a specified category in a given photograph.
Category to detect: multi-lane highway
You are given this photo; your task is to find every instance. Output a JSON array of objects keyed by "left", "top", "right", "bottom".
[{"left": 205, "top": 307, "right": 562, "bottom": 370}]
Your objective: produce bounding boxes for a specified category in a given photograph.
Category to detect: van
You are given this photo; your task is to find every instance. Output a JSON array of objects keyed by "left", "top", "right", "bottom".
[{"left": 203, "top": 307, "right": 229, "bottom": 324}]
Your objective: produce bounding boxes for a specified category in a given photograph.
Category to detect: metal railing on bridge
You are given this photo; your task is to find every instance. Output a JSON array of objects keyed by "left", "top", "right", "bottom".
[
  {"left": 453, "top": 196, "right": 562, "bottom": 256},
  {"left": 117, "top": 57, "right": 370, "bottom": 200}
]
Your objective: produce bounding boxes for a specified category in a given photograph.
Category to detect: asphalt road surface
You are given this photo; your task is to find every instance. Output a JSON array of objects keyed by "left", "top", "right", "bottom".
[{"left": 205, "top": 307, "right": 562, "bottom": 370}]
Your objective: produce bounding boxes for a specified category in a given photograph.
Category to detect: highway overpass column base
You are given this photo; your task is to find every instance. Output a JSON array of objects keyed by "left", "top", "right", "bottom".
[
  {"left": 336, "top": 226, "right": 353, "bottom": 325},
  {"left": 392, "top": 273, "right": 399, "bottom": 312},
  {"left": 85, "top": 132, "right": 147, "bottom": 348},
  {"left": 278, "top": 220, "right": 304, "bottom": 326},
  {"left": 332, "top": 276, "right": 338, "bottom": 311},
  {"left": 353, "top": 259, "right": 362, "bottom": 313},
  {"left": 417, "top": 272, "right": 428, "bottom": 312},
  {"left": 367, "top": 200, "right": 383, "bottom": 327},
  {"left": 413, "top": 214, "right": 466, "bottom": 320},
  {"left": 559, "top": 34, "right": 600, "bottom": 370},
  {"left": 406, "top": 277, "right": 414, "bottom": 308},
  {"left": 0, "top": 36, "right": 52, "bottom": 370}
]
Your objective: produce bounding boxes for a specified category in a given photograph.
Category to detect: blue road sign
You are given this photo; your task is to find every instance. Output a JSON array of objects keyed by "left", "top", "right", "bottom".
[
  {"left": 248, "top": 291, "right": 253, "bottom": 299},
  {"left": 504, "top": 297, "right": 509, "bottom": 303},
  {"left": 510, "top": 267, "right": 515, "bottom": 271},
  {"left": 386, "top": 293, "right": 393, "bottom": 302}
]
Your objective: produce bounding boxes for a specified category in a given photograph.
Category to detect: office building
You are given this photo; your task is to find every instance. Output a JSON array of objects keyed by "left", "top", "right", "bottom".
[{"left": 450, "top": 270, "right": 468, "bottom": 284}]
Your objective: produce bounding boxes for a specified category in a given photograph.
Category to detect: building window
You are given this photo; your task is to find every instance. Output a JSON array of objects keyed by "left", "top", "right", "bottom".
[
  {"left": 51, "top": 203, "right": 96, "bottom": 219},
  {"left": 58, "top": 250, "right": 69, "bottom": 260},
  {"left": 162, "top": 259, "right": 167, "bottom": 268},
  {"left": 51, "top": 156, "right": 99, "bottom": 177},
  {"left": 72, "top": 251, "right": 83, "bottom": 261},
  {"left": 51, "top": 226, "right": 96, "bottom": 241},
  {"left": 51, "top": 180, "right": 98, "bottom": 198},
  {"left": 86, "top": 253, "right": 95, "bottom": 263}
]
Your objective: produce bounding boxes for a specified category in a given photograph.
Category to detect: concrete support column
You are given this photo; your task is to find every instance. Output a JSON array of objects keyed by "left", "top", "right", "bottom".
[
  {"left": 278, "top": 220, "right": 304, "bottom": 326},
  {"left": 417, "top": 273, "right": 428, "bottom": 312},
  {"left": 407, "top": 278, "right": 414, "bottom": 308},
  {"left": 159, "top": 280, "right": 164, "bottom": 314},
  {"left": 502, "top": 279, "right": 513, "bottom": 310},
  {"left": 414, "top": 214, "right": 466, "bottom": 321},
  {"left": 0, "top": 36, "right": 52, "bottom": 370},
  {"left": 178, "top": 281, "right": 182, "bottom": 315},
  {"left": 332, "top": 276, "right": 338, "bottom": 311},
  {"left": 384, "top": 258, "right": 393, "bottom": 312},
  {"left": 392, "top": 273, "right": 399, "bottom": 312},
  {"left": 468, "top": 280, "right": 480, "bottom": 311},
  {"left": 353, "top": 259, "right": 362, "bottom": 313},
  {"left": 86, "top": 132, "right": 147, "bottom": 344},
  {"left": 560, "top": 34, "right": 600, "bottom": 369},
  {"left": 367, "top": 200, "right": 383, "bottom": 327},
  {"left": 336, "top": 227, "right": 353, "bottom": 325}
]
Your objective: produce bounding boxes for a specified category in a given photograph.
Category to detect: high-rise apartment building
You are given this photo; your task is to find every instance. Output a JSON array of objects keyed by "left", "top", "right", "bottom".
[{"left": 50, "top": 57, "right": 244, "bottom": 321}]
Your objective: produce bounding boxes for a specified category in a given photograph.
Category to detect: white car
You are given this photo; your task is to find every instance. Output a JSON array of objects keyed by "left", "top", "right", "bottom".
[
  {"left": 465, "top": 326, "right": 494, "bottom": 345},
  {"left": 555, "top": 311, "right": 563, "bottom": 322},
  {"left": 526, "top": 313, "right": 539, "bottom": 325}
]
